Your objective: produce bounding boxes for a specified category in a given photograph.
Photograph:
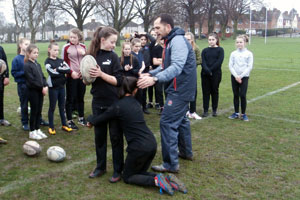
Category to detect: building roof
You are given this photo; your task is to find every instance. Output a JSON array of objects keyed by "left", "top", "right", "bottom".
[
  {"left": 83, "top": 19, "right": 104, "bottom": 30},
  {"left": 56, "top": 22, "right": 76, "bottom": 31}
]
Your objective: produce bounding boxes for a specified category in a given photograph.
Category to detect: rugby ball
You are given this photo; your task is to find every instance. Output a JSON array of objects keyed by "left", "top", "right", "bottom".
[
  {"left": 23, "top": 141, "right": 42, "bottom": 156},
  {"left": 0, "top": 59, "right": 7, "bottom": 75},
  {"left": 80, "top": 55, "right": 97, "bottom": 85},
  {"left": 47, "top": 146, "right": 66, "bottom": 162}
]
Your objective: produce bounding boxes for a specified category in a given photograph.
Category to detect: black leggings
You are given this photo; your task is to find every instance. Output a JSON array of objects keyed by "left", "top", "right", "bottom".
[
  {"left": 123, "top": 149, "right": 157, "bottom": 187},
  {"left": 28, "top": 89, "right": 43, "bottom": 131},
  {"left": 48, "top": 87, "right": 67, "bottom": 128},
  {"left": 66, "top": 77, "right": 86, "bottom": 120},
  {"left": 231, "top": 75, "right": 249, "bottom": 114},
  {"left": 201, "top": 72, "right": 222, "bottom": 112}
]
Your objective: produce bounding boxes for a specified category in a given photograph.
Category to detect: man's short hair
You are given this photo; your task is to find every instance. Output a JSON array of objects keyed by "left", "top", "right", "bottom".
[{"left": 156, "top": 14, "right": 174, "bottom": 29}]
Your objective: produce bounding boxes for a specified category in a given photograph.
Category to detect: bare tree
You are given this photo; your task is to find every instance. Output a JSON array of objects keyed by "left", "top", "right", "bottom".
[
  {"left": 217, "top": 0, "right": 234, "bottom": 39},
  {"left": 155, "top": 0, "right": 183, "bottom": 26},
  {"left": 230, "top": 0, "right": 250, "bottom": 38},
  {"left": 204, "top": 0, "right": 219, "bottom": 34},
  {"left": 53, "top": 0, "right": 98, "bottom": 31},
  {"left": 45, "top": 7, "right": 64, "bottom": 39},
  {"left": 97, "top": 0, "right": 138, "bottom": 45},
  {"left": 135, "top": 0, "right": 159, "bottom": 32},
  {"left": 12, "top": 0, "right": 28, "bottom": 41}
]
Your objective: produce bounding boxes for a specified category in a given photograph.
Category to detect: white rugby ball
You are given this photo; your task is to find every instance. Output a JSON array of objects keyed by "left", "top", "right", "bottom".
[
  {"left": 47, "top": 146, "right": 66, "bottom": 162},
  {"left": 80, "top": 55, "right": 97, "bottom": 85},
  {"left": 23, "top": 141, "right": 42, "bottom": 156},
  {"left": 0, "top": 59, "right": 7, "bottom": 75}
]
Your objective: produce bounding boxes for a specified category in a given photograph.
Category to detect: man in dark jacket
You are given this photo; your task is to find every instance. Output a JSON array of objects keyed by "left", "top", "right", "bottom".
[
  {"left": 138, "top": 14, "right": 197, "bottom": 173},
  {"left": 0, "top": 46, "right": 11, "bottom": 126}
]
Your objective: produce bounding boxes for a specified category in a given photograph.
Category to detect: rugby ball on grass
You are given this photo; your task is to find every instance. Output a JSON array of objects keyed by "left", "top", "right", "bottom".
[
  {"left": 0, "top": 59, "right": 7, "bottom": 75},
  {"left": 47, "top": 146, "right": 66, "bottom": 162},
  {"left": 23, "top": 141, "right": 42, "bottom": 156},
  {"left": 80, "top": 55, "right": 97, "bottom": 85}
]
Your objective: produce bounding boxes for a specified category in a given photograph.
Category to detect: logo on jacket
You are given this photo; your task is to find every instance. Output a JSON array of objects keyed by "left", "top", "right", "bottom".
[
  {"left": 102, "top": 59, "right": 111, "bottom": 65},
  {"left": 167, "top": 100, "right": 173, "bottom": 106}
]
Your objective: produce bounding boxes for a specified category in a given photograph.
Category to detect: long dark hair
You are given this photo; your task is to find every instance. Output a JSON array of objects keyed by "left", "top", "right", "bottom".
[
  {"left": 119, "top": 76, "right": 138, "bottom": 98},
  {"left": 88, "top": 26, "right": 118, "bottom": 58},
  {"left": 208, "top": 32, "right": 220, "bottom": 46}
]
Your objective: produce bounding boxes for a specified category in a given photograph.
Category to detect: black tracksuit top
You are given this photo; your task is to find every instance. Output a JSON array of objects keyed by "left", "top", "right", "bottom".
[
  {"left": 91, "top": 49, "right": 123, "bottom": 106},
  {"left": 24, "top": 60, "right": 47, "bottom": 90},
  {"left": 45, "top": 57, "right": 70, "bottom": 88}
]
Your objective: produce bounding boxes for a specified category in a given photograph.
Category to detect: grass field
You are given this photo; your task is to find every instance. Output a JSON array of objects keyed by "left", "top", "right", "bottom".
[{"left": 0, "top": 37, "right": 300, "bottom": 199}]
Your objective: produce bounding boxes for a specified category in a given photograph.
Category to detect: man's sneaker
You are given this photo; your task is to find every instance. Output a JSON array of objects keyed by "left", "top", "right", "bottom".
[
  {"left": 0, "top": 137, "right": 7, "bottom": 144},
  {"left": 241, "top": 114, "right": 249, "bottom": 121},
  {"left": 155, "top": 103, "right": 160, "bottom": 110},
  {"left": 147, "top": 102, "right": 153, "bottom": 109},
  {"left": 68, "top": 120, "right": 79, "bottom": 130},
  {"left": 29, "top": 130, "right": 42, "bottom": 140},
  {"left": 23, "top": 124, "right": 30, "bottom": 131},
  {"left": 36, "top": 129, "right": 48, "bottom": 139},
  {"left": 189, "top": 112, "right": 202, "bottom": 120},
  {"left": 165, "top": 174, "right": 188, "bottom": 194},
  {"left": 48, "top": 128, "right": 56, "bottom": 135},
  {"left": 202, "top": 112, "right": 209, "bottom": 118},
  {"left": 0, "top": 119, "right": 11, "bottom": 126},
  {"left": 62, "top": 126, "right": 72, "bottom": 132},
  {"left": 152, "top": 164, "right": 179, "bottom": 173},
  {"left": 154, "top": 173, "right": 174, "bottom": 195},
  {"left": 40, "top": 119, "right": 49, "bottom": 126},
  {"left": 228, "top": 113, "right": 239, "bottom": 119},
  {"left": 78, "top": 117, "right": 87, "bottom": 126}
]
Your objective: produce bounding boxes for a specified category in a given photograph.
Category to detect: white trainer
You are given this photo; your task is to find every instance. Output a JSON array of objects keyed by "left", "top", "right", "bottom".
[
  {"left": 29, "top": 130, "right": 42, "bottom": 140},
  {"left": 189, "top": 112, "right": 202, "bottom": 120},
  {"left": 186, "top": 111, "right": 190, "bottom": 117},
  {"left": 36, "top": 129, "right": 48, "bottom": 139}
]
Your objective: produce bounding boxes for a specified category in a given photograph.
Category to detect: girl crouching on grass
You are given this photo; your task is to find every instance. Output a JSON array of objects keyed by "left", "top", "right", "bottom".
[
  {"left": 24, "top": 44, "right": 48, "bottom": 140},
  {"left": 228, "top": 35, "right": 253, "bottom": 121},
  {"left": 87, "top": 76, "right": 187, "bottom": 196},
  {"left": 45, "top": 41, "right": 73, "bottom": 135}
]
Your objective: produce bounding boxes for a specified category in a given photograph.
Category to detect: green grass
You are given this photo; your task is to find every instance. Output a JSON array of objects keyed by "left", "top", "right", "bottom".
[{"left": 1, "top": 37, "right": 300, "bottom": 199}]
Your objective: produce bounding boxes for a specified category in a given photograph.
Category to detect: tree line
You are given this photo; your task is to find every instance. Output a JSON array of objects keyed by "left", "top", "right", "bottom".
[{"left": 0, "top": 0, "right": 264, "bottom": 44}]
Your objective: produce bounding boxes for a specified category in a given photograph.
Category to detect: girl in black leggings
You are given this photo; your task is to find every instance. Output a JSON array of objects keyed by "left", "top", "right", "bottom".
[{"left": 87, "top": 76, "right": 187, "bottom": 195}]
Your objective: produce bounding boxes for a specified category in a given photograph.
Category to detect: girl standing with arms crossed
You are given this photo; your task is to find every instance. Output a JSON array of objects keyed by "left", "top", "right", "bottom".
[
  {"left": 201, "top": 33, "right": 224, "bottom": 117},
  {"left": 228, "top": 35, "right": 253, "bottom": 121},
  {"left": 185, "top": 32, "right": 202, "bottom": 120},
  {"left": 87, "top": 26, "right": 124, "bottom": 183},
  {"left": 24, "top": 44, "right": 48, "bottom": 140},
  {"left": 45, "top": 41, "right": 73, "bottom": 135},
  {"left": 62, "top": 28, "right": 87, "bottom": 130}
]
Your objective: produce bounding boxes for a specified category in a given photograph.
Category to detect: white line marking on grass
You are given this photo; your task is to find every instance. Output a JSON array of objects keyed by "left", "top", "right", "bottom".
[
  {"left": 190, "top": 81, "right": 300, "bottom": 125},
  {"left": 0, "top": 155, "right": 96, "bottom": 195},
  {"left": 249, "top": 114, "right": 300, "bottom": 124}
]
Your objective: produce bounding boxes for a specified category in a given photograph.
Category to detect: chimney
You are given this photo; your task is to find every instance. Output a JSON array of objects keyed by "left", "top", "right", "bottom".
[
  {"left": 91, "top": 19, "right": 96, "bottom": 23},
  {"left": 64, "top": 21, "right": 68, "bottom": 25}
]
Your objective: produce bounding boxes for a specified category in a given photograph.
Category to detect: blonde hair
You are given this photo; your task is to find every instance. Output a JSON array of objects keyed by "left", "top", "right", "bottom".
[
  {"left": 130, "top": 38, "right": 141, "bottom": 47},
  {"left": 185, "top": 32, "right": 196, "bottom": 50},
  {"left": 70, "top": 28, "right": 84, "bottom": 43},
  {"left": 236, "top": 34, "right": 249, "bottom": 43},
  {"left": 120, "top": 42, "right": 133, "bottom": 67},
  {"left": 24, "top": 44, "right": 38, "bottom": 63},
  {"left": 17, "top": 38, "right": 30, "bottom": 54}
]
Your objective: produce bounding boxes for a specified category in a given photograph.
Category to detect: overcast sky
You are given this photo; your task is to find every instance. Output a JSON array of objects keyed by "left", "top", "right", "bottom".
[{"left": 0, "top": 0, "right": 300, "bottom": 24}]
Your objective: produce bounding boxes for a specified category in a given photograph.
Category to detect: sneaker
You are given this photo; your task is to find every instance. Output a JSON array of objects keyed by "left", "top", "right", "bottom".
[
  {"left": 189, "top": 112, "right": 202, "bottom": 120},
  {"left": 48, "top": 128, "right": 56, "bottom": 135},
  {"left": 147, "top": 102, "right": 153, "bottom": 109},
  {"left": 241, "top": 114, "right": 249, "bottom": 121},
  {"left": 202, "top": 112, "right": 209, "bottom": 118},
  {"left": 23, "top": 124, "right": 30, "bottom": 131},
  {"left": 78, "top": 117, "right": 87, "bottom": 126},
  {"left": 29, "top": 130, "right": 42, "bottom": 140},
  {"left": 40, "top": 119, "right": 49, "bottom": 126},
  {"left": 109, "top": 172, "right": 121, "bottom": 183},
  {"left": 62, "top": 126, "right": 72, "bottom": 132},
  {"left": 178, "top": 153, "right": 193, "bottom": 161},
  {"left": 68, "top": 120, "right": 79, "bottom": 130},
  {"left": 0, "top": 137, "right": 7, "bottom": 144},
  {"left": 151, "top": 164, "right": 179, "bottom": 173},
  {"left": 36, "top": 129, "right": 48, "bottom": 139},
  {"left": 228, "top": 113, "right": 239, "bottom": 119},
  {"left": 212, "top": 111, "right": 217, "bottom": 117},
  {"left": 0, "top": 119, "right": 11, "bottom": 126},
  {"left": 165, "top": 174, "right": 188, "bottom": 194},
  {"left": 155, "top": 103, "right": 160, "bottom": 110},
  {"left": 154, "top": 173, "right": 174, "bottom": 195}
]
